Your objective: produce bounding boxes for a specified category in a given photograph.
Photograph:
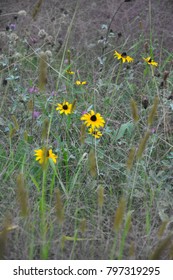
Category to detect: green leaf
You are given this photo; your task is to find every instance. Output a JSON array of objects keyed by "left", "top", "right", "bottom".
[{"left": 114, "top": 122, "right": 134, "bottom": 141}]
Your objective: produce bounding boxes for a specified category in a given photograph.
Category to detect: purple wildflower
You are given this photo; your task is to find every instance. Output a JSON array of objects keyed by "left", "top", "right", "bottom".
[{"left": 9, "top": 23, "right": 16, "bottom": 30}]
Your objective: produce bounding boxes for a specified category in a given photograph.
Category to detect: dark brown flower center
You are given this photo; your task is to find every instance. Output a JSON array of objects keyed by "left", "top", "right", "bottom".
[
  {"left": 63, "top": 104, "right": 68, "bottom": 110},
  {"left": 121, "top": 52, "right": 127, "bottom": 57},
  {"left": 91, "top": 115, "right": 97, "bottom": 122},
  {"left": 148, "top": 58, "right": 152, "bottom": 63}
]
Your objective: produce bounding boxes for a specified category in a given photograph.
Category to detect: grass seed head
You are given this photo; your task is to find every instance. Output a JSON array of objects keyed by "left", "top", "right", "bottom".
[
  {"left": 113, "top": 197, "right": 126, "bottom": 232},
  {"left": 41, "top": 118, "right": 49, "bottom": 141},
  {"left": 38, "top": 51, "right": 47, "bottom": 91},
  {"left": 71, "top": 99, "right": 77, "bottom": 112},
  {"left": 32, "top": 0, "right": 43, "bottom": 20},
  {"left": 136, "top": 130, "right": 150, "bottom": 159},
  {"left": 130, "top": 98, "right": 139, "bottom": 123},
  {"left": 80, "top": 123, "right": 86, "bottom": 145},
  {"left": 147, "top": 96, "right": 159, "bottom": 127},
  {"left": 0, "top": 216, "right": 12, "bottom": 259},
  {"left": 55, "top": 188, "right": 64, "bottom": 225},
  {"left": 126, "top": 147, "right": 136, "bottom": 170},
  {"left": 79, "top": 218, "right": 87, "bottom": 234},
  {"left": 97, "top": 185, "right": 104, "bottom": 208},
  {"left": 11, "top": 115, "right": 19, "bottom": 131},
  {"left": 16, "top": 173, "right": 29, "bottom": 217},
  {"left": 157, "top": 220, "right": 169, "bottom": 238},
  {"left": 150, "top": 235, "right": 172, "bottom": 260},
  {"left": 27, "top": 99, "right": 34, "bottom": 111}
]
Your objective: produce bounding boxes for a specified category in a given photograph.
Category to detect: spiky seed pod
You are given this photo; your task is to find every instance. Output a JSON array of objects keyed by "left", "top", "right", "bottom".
[
  {"left": 130, "top": 98, "right": 139, "bottom": 123},
  {"left": 97, "top": 185, "right": 104, "bottom": 208},
  {"left": 147, "top": 96, "right": 159, "bottom": 127},
  {"left": 142, "top": 96, "right": 149, "bottom": 109},
  {"left": 113, "top": 197, "right": 126, "bottom": 232},
  {"left": 160, "top": 71, "right": 169, "bottom": 88},
  {"left": 16, "top": 173, "right": 29, "bottom": 217},
  {"left": 126, "top": 147, "right": 136, "bottom": 170},
  {"left": 163, "top": 71, "right": 169, "bottom": 81},
  {"left": 136, "top": 130, "right": 150, "bottom": 159},
  {"left": 38, "top": 51, "right": 47, "bottom": 91},
  {"left": 167, "top": 93, "right": 173, "bottom": 100},
  {"left": 55, "top": 188, "right": 64, "bottom": 225},
  {"left": 88, "top": 148, "right": 97, "bottom": 178},
  {"left": 18, "top": 10, "right": 27, "bottom": 16},
  {"left": 11, "top": 115, "right": 19, "bottom": 131}
]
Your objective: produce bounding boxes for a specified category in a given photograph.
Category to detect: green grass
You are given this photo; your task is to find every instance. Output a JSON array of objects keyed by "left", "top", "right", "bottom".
[{"left": 0, "top": 0, "right": 173, "bottom": 260}]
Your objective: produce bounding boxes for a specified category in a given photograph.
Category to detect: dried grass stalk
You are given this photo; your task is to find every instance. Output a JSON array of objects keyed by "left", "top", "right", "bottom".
[{"left": 88, "top": 148, "right": 97, "bottom": 178}]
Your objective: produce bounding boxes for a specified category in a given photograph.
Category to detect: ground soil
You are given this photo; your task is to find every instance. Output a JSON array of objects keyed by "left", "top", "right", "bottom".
[{"left": 1, "top": 0, "right": 173, "bottom": 56}]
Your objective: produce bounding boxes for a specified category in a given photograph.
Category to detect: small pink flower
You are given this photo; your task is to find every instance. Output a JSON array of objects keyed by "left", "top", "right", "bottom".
[
  {"left": 151, "top": 128, "right": 156, "bottom": 134},
  {"left": 32, "top": 111, "right": 40, "bottom": 118},
  {"left": 51, "top": 91, "right": 58, "bottom": 96},
  {"left": 82, "top": 110, "right": 88, "bottom": 115},
  {"left": 28, "top": 86, "right": 39, "bottom": 94}
]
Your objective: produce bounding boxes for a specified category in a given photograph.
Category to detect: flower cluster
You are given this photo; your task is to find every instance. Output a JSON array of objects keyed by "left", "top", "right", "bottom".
[
  {"left": 81, "top": 110, "right": 105, "bottom": 139},
  {"left": 114, "top": 50, "right": 158, "bottom": 66},
  {"left": 34, "top": 48, "right": 159, "bottom": 165}
]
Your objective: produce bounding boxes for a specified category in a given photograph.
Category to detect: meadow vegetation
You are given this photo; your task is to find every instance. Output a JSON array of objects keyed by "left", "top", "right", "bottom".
[{"left": 0, "top": 0, "right": 173, "bottom": 259}]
